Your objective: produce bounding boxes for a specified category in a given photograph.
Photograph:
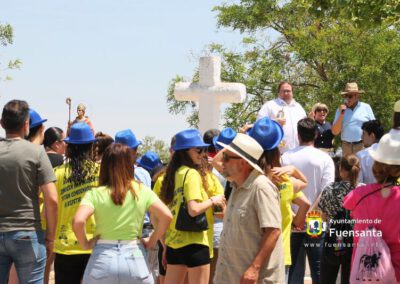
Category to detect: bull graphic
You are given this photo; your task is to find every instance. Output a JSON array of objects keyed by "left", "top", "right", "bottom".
[{"left": 356, "top": 252, "right": 382, "bottom": 281}]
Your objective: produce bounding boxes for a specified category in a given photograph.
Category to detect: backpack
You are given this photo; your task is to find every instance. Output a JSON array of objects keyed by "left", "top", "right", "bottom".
[{"left": 349, "top": 184, "right": 398, "bottom": 284}]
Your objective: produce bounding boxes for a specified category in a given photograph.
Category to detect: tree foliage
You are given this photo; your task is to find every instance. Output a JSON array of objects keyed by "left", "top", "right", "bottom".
[
  {"left": 138, "top": 136, "right": 170, "bottom": 165},
  {"left": 167, "top": 0, "right": 400, "bottom": 132},
  {"left": 307, "top": 0, "right": 400, "bottom": 27},
  {"left": 0, "top": 23, "right": 21, "bottom": 81}
]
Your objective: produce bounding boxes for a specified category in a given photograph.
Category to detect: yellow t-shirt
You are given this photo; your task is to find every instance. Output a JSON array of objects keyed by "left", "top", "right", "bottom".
[
  {"left": 39, "top": 192, "right": 46, "bottom": 230},
  {"left": 278, "top": 174, "right": 305, "bottom": 265},
  {"left": 54, "top": 163, "right": 99, "bottom": 255},
  {"left": 154, "top": 166, "right": 214, "bottom": 255}
]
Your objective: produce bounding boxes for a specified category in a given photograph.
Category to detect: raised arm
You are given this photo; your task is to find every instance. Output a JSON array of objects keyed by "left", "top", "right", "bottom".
[
  {"left": 331, "top": 105, "right": 346, "bottom": 135},
  {"left": 271, "top": 166, "right": 308, "bottom": 193}
]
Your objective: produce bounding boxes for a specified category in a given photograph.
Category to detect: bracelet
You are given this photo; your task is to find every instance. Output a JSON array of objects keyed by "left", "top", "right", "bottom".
[{"left": 209, "top": 197, "right": 215, "bottom": 206}]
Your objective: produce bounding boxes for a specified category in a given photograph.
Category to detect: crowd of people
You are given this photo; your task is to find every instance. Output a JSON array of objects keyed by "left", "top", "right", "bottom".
[{"left": 0, "top": 80, "right": 399, "bottom": 284}]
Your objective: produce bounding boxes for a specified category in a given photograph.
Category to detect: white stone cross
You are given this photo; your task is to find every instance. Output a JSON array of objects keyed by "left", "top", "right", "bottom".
[{"left": 174, "top": 56, "right": 246, "bottom": 134}]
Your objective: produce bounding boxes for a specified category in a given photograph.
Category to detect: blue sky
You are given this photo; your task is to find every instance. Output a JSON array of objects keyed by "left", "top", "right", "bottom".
[{"left": 0, "top": 0, "right": 243, "bottom": 142}]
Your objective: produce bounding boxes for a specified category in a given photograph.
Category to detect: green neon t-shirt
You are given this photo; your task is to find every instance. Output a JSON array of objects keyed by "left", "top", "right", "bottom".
[{"left": 80, "top": 181, "right": 158, "bottom": 240}]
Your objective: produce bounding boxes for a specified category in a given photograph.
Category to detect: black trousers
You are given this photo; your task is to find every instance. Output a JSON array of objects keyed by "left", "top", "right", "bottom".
[
  {"left": 54, "top": 253, "right": 91, "bottom": 284},
  {"left": 320, "top": 246, "right": 352, "bottom": 284}
]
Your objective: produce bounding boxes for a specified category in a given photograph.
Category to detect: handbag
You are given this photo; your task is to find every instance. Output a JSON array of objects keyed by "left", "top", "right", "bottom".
[{"left": 175, "top": 170, "right": 209, "bottom": 232}]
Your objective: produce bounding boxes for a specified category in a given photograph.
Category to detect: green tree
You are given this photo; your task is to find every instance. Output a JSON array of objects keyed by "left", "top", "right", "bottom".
[
  {"left": 138, "top": 136, "right": 170, "bottom": 165},
  {"left": 167, "top": 0, "right": 400, "bottom": 132},
  {"left": 307, "top": 0, "right": 400, "bottom": 27},
  {"left": 0, "top": 23, "right": 21, "bottom": 81}
]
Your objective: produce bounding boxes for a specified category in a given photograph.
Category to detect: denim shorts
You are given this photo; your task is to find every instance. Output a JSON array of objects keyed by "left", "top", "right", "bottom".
[
  {"left": 83, "top": 242, "right": 154, "bottom": 284},
  {"left": 0, "top": 230, "right": 46, "bottom": 284},
  {"left": 213, "top": 220, "right": 223, "bottom": 249}
]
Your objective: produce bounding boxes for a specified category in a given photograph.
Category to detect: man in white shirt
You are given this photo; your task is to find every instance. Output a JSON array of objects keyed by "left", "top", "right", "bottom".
[
  {"left": 257, "top": 81, "right": 306, "bottom": 153},
  {"left": 282, "top": 118, "right": 335, "bottom": 284},
  {"left": 356, "top": 120, "right": 384, "bottom": 184}
]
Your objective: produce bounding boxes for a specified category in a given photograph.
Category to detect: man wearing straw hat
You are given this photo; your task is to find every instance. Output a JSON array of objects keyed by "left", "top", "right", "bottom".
[
  {"left": 332, "top": 82, "right": 375, "bottom": 156},
  {"left": 214, "top": 133, "right": 284, "bottom": 283}
]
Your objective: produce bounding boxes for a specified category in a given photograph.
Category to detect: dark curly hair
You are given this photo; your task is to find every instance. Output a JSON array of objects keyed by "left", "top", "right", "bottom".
[{"left": 65, "top": 143, "right": 98, "bottom": 186}]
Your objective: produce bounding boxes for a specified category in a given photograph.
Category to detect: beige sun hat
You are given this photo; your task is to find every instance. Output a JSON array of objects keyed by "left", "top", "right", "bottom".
[
  {"left": 217, "top": 133, "right": 264, "bottom": 174},
  {"left": 340, "top": 82, "right": 365, "bottom": 95},
  {"left": 369, "top": 132, "right": 400, "bottom": 165},
  {"left": 394, "top": 100, "right": 400, "bottom": 112}
]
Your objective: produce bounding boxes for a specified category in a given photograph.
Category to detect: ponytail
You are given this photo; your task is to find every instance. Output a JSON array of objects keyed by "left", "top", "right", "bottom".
[{"left": 340, "top": 154, "right": 360, "bottom": 188}]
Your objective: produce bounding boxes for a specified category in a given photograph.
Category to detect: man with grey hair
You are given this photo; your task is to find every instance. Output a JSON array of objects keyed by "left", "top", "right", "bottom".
[{"left": 214, "top": 133, "right": 284, "bottom": 283}]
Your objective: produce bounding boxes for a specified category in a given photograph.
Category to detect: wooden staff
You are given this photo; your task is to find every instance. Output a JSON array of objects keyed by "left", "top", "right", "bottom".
[{"left": 66, "top": 97, "right": 71, "bottom": 134}]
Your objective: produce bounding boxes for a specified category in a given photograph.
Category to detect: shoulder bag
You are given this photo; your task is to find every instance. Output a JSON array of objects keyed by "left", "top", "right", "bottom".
[{"left": 175, "top": 170, "right": 209, "bottom": 232}]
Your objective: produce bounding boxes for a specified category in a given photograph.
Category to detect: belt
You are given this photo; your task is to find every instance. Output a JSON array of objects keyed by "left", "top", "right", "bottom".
[
  {"left": 97, "top": 239, "right": 140, "bottom": 245},
  {"left": 342, "top": 140, "right": 362, "bottom": 145},
  {"left": 319, "top": 148, "right": 334, "bottom": 153}
]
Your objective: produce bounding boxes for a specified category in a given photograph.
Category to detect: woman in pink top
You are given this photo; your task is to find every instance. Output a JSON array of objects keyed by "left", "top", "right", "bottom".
[{"left": 343, "top": 131, "right": 400, "bottom": 282}]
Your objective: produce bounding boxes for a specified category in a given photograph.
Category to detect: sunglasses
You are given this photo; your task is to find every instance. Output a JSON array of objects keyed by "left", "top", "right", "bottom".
[
  {"left": 222, "top": 152, "right": 242, "bottom": 162},
  {"left": 344, "top": 94, "right": 355, "bottom": 99},
  {"left": 195, "top": 147, "right": 207, "bottom": 154},
  {"left": 315, "top": 108, "right": 328, "bottom": 113}
]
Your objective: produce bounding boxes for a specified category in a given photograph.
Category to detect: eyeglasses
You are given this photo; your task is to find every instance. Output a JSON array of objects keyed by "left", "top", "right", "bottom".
[
  {"left": 222, "top": 152, "right": 242, "bottom": 162},
  {"left": 195, "top": 147, "right": 207, "bottom": 154},
  {"left": 344, "top": 94, "right": 355, "bottom": 99},
  {"left": 315, "top": 108, "right": 328, "bottom": 113}
]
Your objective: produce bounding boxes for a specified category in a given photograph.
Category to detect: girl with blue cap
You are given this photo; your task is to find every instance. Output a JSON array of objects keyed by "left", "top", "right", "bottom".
[{"left": 156, "top": 129, "right": 225, "bottom": 284}]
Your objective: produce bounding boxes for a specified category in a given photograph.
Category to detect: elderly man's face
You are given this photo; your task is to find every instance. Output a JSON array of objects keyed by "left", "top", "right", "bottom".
[
  {"left": 343, "top": 92, "right": 360, "bottom": 107},
  {"left": 221, "top": 150, "right": 243, "bottom": 182},
  {"left": 278, "top": 83, "right": 293, "bottom": 104}
]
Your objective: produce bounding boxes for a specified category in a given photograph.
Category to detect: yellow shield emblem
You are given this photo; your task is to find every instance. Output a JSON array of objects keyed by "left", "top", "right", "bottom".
[{"left": 306, "top": 210, "right": 323, "bottom": 238}]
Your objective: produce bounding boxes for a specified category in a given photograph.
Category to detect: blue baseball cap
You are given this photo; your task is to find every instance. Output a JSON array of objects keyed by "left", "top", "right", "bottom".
[
  {"left": 247, "top": 117, "right": 284, "bottom": 150},
  {"left": 64, "top": 122, "right": 96, "bottom": 144},
  {"left": 173, "top": 129, "right": 209, "bottom": 151},
  {"left": 115, "top": 129, "right": 141, "bottom": 149},
  {"left": 29, "top": 109, "right": 47, "bottom": 129},
  {"left": 213, "top": 127, "right": 237, "bottom": 150},
  {"left": 137, "top": 151, "right": 162, "bottom": 171}
]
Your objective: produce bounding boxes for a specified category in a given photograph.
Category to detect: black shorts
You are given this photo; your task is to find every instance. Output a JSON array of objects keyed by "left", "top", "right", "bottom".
[
  {"left": 166, "top": 244, "right": 210, "bottom": 268},
  {"left": 54, "top": 253, "right": 91, "bottom": 284}
]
